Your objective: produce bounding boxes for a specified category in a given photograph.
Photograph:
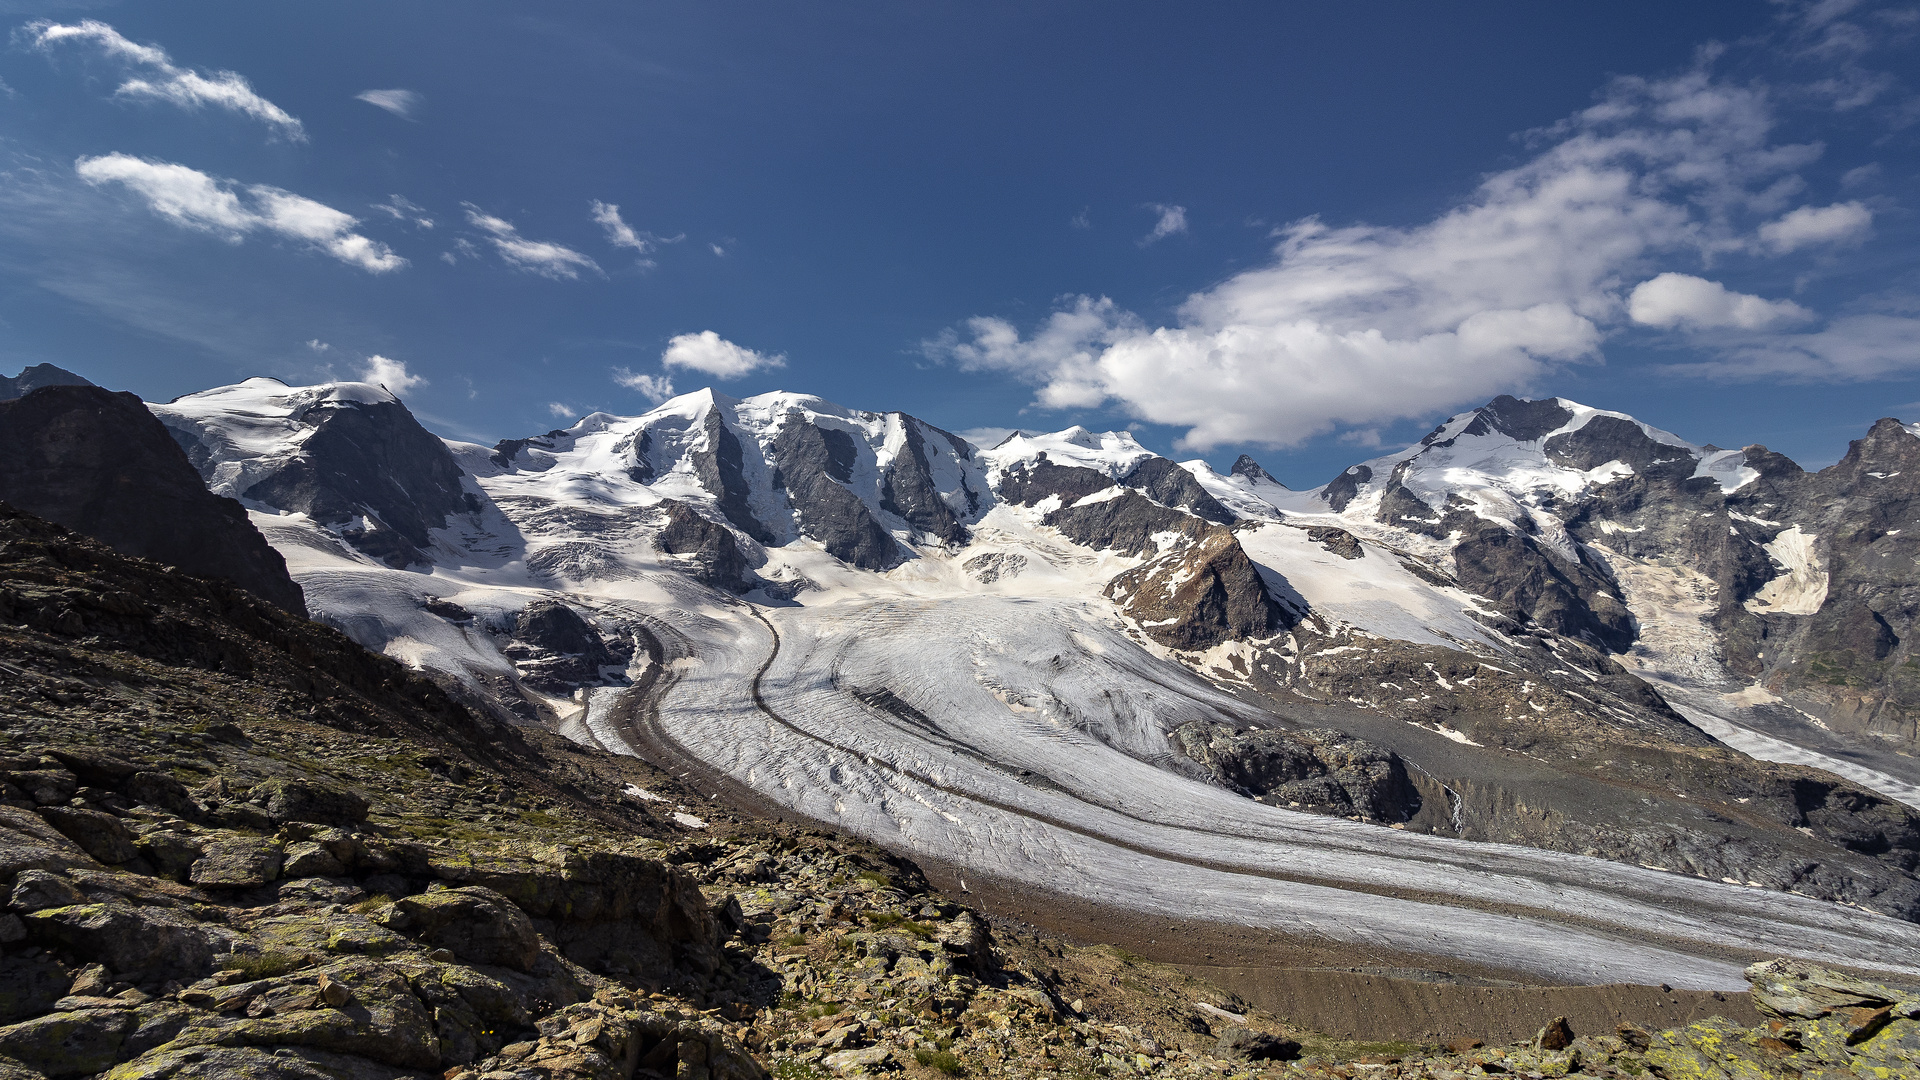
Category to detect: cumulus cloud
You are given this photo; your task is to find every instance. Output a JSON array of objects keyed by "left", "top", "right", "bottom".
[
  {"left": 613, "top": 367, "right": 676, "bottom": 404},
  {"left": 361, "top": 355, "right": 425, "bottom": 395},
  {"left": 462, "top": 205, "right": 600, "bottom": 279},
  {"left": 27, "top": 20, "right": 304, "bottom": 140},
  {"left": 306, "top": 339, "right": 329, "bottom": 352},
  {"left": 659, "top": 330, "right": 785, "bottom": 379},
  {"left": 76, "top": 153, "right": 405, "bottom": 273},
  {"left": 355, "top": 89, "right": 421, "bottom": 119},
  {"left": 1756, "top": 201, "right": 1873, "bottom": 252},
  {"left": 927, "top": 67, "right": 1887, "bottom": 449},
  {"left": 1628, "top": 273, "right": 1812, "bottom": 330},
  {"left": 1139, "top": 203, "right": 1187, "bottom": 245}
]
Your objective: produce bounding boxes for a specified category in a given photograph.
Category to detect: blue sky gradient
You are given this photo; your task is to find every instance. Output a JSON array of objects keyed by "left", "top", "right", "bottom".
[{"left": 1, "top": 1, "right": 1916, "bottom": 486}]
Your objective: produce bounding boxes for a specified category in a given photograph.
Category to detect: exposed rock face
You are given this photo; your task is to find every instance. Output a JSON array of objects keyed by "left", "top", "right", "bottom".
[
  {"left": 489, "top": 429, "right": 570, "bottom": 469},
  {"left": 0, "top": 365, "right": 93, "bottom": 401},
  {"left": 507, "top": 602, "right": 626, "bottom": 692},
  {"left": 1304, "top": 526, "right": 1363, "bottom": 560},
  {"left": 1171, "top": 722, "right": 1421, "bottom": 822},
  {"left": 1106, "top": 528, "right": 1289, "bottom": 650},
  {"left": 878, "top": 419, "right": 972, "bottom": 545},
  {"left": 996, "top": 454, "right": 1115, "bottom": 508},
  {"left": 1230, "top": 455, "right": 1283, "bottom": 486},
  {"left": 691, "top": 408, "right": 774, "bottom": 543},
  {"left": 231, "top": 397, "right": 477, "bottom": 569},
  {"left": 0, "top": 387, "right": 306, "bottom": 616},
  {"left": 770, "top": 415, "right": 902, "bottom": 571},
  {"left": 1321, "top": 465, "right": 1371, "bottom": 512},
  {"left": 1121, "top": 458, "right": 1234, "bottom": 524},
  {"left": 1451, "top": 522, "right": 1635, "bottom": 651},
  {"left": 654, "top": 500, "right": 752, "bottom": 591},
  {"left": 1046, "top": 491, "right": 1213, "bottom": 557},
  {"left": 1735, "top": 418, "right": 1920, "bottom": 746}
]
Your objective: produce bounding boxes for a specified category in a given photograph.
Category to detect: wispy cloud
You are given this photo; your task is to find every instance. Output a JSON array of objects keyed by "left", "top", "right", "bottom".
[
  {"left": 26, "top": 20, "right": 305, "bottom": 140},
  {"left": 589, "top": 200, "right": 682, "bottom": 262},
  {"left": 76, "top": 153, "right": 405, "bottom": 273},
  {"left": 360, "top": 354, "right": 425, "bottom": 396},
  {"left": 546, "top": 401, "right": 576, "bottom": 419},
  {"left": 306, "top": 338, "right": 330, "bottom": 352},
  {"left": 355, "top": 88, "right": 421, "bottom": 119},
  {"left": 1138, "top": 203, "right": 1187, "bottom": 246},
  {"left": 372, "top": 194, "right": 433, "bottom": 229},
  {"left": 462, "top": 204, "right": 600, "bottom": 279},
  {"left": 660, "top": 330, "right": 784, "bottom": 379},
  {"left": 613, "top": 367, "right": 676, "bottom": 404}
]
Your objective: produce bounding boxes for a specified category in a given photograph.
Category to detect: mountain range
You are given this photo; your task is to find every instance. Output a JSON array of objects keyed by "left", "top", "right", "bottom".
[{"left": 6, "top": 366, "right": 1920, "bottom": 992}]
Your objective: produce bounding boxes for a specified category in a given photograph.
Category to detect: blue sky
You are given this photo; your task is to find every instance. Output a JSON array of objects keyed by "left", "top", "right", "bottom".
[{"left": 1, "top": 1, "right": 1917, "bottom": 486}]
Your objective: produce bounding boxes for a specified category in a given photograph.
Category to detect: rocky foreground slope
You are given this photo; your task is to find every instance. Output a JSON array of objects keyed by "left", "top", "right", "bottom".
[{"left": 2, "top": 508, "right": 1918, "bottom": 1080}]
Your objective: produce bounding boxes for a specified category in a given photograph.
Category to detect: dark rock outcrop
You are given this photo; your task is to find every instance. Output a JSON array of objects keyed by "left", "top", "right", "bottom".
[
  {"left": 507, "top": 601, "right": 625, "bottom": 691},
  {"left": 1451, "top": 523, "right": 1634, "bottom": 651},
  {"left": 690, "top": 408, "right": 774, "bottom": 543},
  {"left": 996, "top": 454, "right": 1114, "bottom": 508},
  {"left": 1321, "top": 465, "right": 1371, "bottom": 512},
  {"left": 770, "top": 415, "right": 902, "bottom": 571},
  {"left": 0, "top": 386, "right": 306, "bottom": 616},
  {"left": 878, "top": 418, "right": 972, "bottom": 545},
  {"left": 1105, "top": 527, "right": 1290, "bottom": 650},
  {"left": 1170, "top": 722, "right": 1421, "bottom": 822},
  {"left": 654, "top": 500, "right": 752, "bottom": 591},
  {"left": 489, "top": 429, "right": 570, "bottom": 469},
  {"left": 1121, "top": 457, "right": 1233, "bottom": 524},
  {"left": 1231, "top": 454, "right": 1284, "bottom": 487},
  {"left": 1046, "top": 491, "right": 1213, "bottom": 557}
]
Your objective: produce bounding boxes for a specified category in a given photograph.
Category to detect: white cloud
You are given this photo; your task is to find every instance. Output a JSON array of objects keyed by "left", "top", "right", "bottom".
[
  {"left": 75, "top": 153, "right": 405, "bottom": 273},
  {"left": 1628, "top": 273, "right": 1812, "bottom": 330},
  {"left": 372, "top": 194, "right": 432, "bottom": 229},
  {"left": 1139, "top": 203, "right": 1187, "bottom": 245},
  {"left": 928, "top": 67, "right": 1879, "bottom": 449},
  {"left": 458, "top": 202, "right": 599, "bottom": 276},
  {"left": 1675, "top": 311, "right": 1920, "bottom": 381},
  {"left": 547, "top": 402, "right": 576, "bottom": 419},
  {"left": 462, "top": 204, "right": 600, "bottom": 279},
  {"left": 1070, "top": 207, "right": 1091, "bottom": 230},
  {"left": 306, "top": 338, "right": 329, "bottom": 352},
  {"left": 1756, "top": 201, "right": 1873, "bottom": 252},
  {"left": 588, "top": 200, "right": 656, "bottom": 255},
  {"left": 355, "top": 89, "right": 421, "bottom": 119},
  {"left": 360, "top": 355, "right": 425, "bottom": 395},
  {"left": 659, "top": 330, "right": 785, "bottom": 379},
  {"left": 28, "top": 20, "right": 304, "bottom": 140},
  {"left": 613, "top": 367, "right": 676, "bottom": 403}
]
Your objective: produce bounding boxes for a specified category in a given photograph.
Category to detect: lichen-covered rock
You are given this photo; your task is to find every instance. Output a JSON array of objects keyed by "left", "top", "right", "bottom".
[
  {"left": 372, "top": 887, "right": 540, "bottom": 972},
  {"left": 7, "top": 870, "right": 86, "bottom": 913},
  {"left": 0, "top": 1008, "right": 134, "bottom": 1079},
  {"left": 24, "top": 902, "right": 232, "bottom": 981},
  {"left": 190, "top": 837, "right": 284, "bottom": 889},
  {"left": 249, "top": 779, "right": 368, "bottom": 828},
  {"left": 34, "top": 808, "right": 138, "bottom": 865}
]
